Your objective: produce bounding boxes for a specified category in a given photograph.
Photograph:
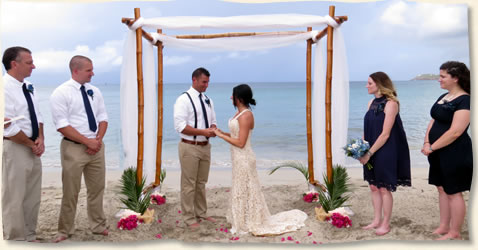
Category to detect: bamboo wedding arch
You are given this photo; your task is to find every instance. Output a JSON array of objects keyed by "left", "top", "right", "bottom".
[{"left": 121, "top": 6, "right": 348, "bottom": 186}]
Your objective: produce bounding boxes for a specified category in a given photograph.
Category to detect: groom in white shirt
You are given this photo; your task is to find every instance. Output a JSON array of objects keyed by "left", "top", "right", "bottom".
[
  {"left": 2, "top": 46, "right": 44, "bottom": 242},
  {"left": 173, "top": 67, "right": 217, "bottom": 229},
  {"left": 50, "top": 55, "right": 109, "bottom": 242}
]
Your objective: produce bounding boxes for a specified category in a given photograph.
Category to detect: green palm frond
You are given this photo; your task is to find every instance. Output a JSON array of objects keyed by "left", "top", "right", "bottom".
[
  {"left": 269, "top": 161, "right": 309, "bottom": 182},
  {"left": 317, "top": 164, "right": 352, "bottom": 213},
  {"left": 160, "top": 169, "right": 166, "bottom": 184},
  {"left": 117, "top": 167, "right": 153, "bottom": 215}
]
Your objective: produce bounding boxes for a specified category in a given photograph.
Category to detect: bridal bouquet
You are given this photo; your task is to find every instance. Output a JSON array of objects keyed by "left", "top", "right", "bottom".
[
  {"left": 343, "top": 138, "right": 373, "bottom": 170},
  {"left": 150, "top": 191, "right": 166, "bottom": 206},
  {"left": 303, "top": 191, "right": 319, "bottom": 203}
]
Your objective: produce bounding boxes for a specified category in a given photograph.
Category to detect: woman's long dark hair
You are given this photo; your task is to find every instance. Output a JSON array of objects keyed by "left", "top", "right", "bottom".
[
  {"left": 233, "top": 84, "right": 256, "bottom": 108},
  {"left": 440, "top": 61, "right": 470, "bottom": 94}
]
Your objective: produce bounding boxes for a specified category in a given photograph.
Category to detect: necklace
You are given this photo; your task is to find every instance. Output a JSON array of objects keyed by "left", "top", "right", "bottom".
[{"left": 438, "top": 92, "right": 461, "bottom": 104}]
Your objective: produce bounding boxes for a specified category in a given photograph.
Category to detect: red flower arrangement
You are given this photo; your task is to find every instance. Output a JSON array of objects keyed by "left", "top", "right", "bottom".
[
  {"left": 302, "top": 191, "right": 319, "bottom": 203},
  {"left": 117, "top": 215, "right": 140, "bottom": 230},
  {"left": 326, "top": 212, "right": 352, "bottom": 228},
  {"left": 151, "top": 192, "right": 166, "bottom": 205}
]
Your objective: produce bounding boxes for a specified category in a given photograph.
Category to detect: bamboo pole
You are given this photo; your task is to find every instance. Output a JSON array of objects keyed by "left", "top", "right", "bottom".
[
  {"left": 312, "top": 17, "right": 347, "bottom": 44},
  {"left": 175, "top": 31, "right": 305, "bottom": 39},
  {"left": 155, "top": 29, "right": 164, "bottom": 187},
  {"left": 325, "top": 6, "right": 335, "bottom": 183},
  {"left": 134, "top": 8, "right": 145, "bottom": 186},
  {"left": 306, "top": 26, "right": 315, "bottom": 184}
]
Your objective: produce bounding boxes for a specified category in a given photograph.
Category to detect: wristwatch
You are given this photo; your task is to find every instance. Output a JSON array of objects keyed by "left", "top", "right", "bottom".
[
  {"left": 366, "top": 151, "right": 373, "bottom": 156},
  {"left": 429, "top": 146, "right": 433, "bottom": 152}
]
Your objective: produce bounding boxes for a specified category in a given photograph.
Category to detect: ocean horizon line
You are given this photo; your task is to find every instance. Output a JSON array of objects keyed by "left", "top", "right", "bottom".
[{"left": 33, "top": 79, "right": 438, "bottom": 86}]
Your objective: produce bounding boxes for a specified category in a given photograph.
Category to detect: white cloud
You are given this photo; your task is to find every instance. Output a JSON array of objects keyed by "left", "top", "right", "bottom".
[
  {"left": 164, "top": 55, "right": 192, "bottom": 65},
  {"left": 0, "top": 0, "right": 96, "bottom": 33},
  {"left": 227, "top": 51, "right": 250, "bottom": 59},
  {"left": 380, "top": 0, "right": 467, "bottom": 39},
  {"left": 381, "top": 1, "right": 407, "bottom": 26},
  {"left": 33, "top": 39, "right": 124, "bottom": 73}
]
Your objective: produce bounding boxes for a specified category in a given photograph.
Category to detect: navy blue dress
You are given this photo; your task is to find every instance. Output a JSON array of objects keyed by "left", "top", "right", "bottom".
[
  {"left": 428, "top": 94, "right": 472, "bottom": 195},
  {"left": 363, "top": 96, "right": 411, "bottom": 191}
]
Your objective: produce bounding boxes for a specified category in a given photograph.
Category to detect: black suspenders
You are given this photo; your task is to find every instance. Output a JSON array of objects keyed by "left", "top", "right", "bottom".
[{"left": 183, "top": 92, "right": 198, "bottom": 140}]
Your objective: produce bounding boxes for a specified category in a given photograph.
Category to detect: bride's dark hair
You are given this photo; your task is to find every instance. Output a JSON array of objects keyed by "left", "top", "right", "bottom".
[{"left": 233, "top": 84, "right": 256, "bottom": 108}]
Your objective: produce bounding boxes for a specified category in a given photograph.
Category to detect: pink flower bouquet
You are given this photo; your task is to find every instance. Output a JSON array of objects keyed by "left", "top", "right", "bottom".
[
  {"left": 151, "top": 191, "right": 166, "bottom": 205},
  {"left": 117, "top": 215, "right": 140, "bottom": 230},
  {"left": 326, "top": 212, "right": 352, "bottom": 228},
  {"left": 302, "top": 191, "right": 319, "bottom": 203}
]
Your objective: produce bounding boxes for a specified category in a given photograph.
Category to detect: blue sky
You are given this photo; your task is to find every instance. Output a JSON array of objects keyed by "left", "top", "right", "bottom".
[{"left": 0, "top": 0, "right": 470, "bottom": 84}]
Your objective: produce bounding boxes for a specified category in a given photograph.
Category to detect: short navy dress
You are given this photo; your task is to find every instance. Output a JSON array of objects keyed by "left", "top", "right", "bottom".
[
  {"left": 428, "top": 94, "right": 472, "bottom": 195},
  {"left": 363, "top": 96, "right": 411, "bottom": 191}
]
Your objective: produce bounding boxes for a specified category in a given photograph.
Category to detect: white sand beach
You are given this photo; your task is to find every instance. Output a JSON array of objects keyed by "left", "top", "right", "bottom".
[{"left": 30, "top": 167, "right": 470, "bottom": 245}]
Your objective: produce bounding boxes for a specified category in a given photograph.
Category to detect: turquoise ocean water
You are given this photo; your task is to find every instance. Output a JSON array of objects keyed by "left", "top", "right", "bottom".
[{"left": 34, "top": 80, "right": 449, "bottom": 171}]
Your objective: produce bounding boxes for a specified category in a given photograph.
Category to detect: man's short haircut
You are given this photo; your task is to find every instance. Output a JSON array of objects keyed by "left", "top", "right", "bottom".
[
  {"left": 69, "top": 55, "right": 92, "bottom": 72},
  {"left": 192, "top": 67, "right": 210, "bottom": 79},
  {"left": 2, "top": 46, "right": 31, "bottom": 71}
]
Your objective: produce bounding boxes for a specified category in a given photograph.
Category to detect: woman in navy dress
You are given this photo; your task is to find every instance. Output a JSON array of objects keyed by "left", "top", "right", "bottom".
[
  {"left": 421, "top": 61, "right": 472, "bottom": 240},
  {"left": 359, "top": 72, "right": 411, "bottom": 236}
]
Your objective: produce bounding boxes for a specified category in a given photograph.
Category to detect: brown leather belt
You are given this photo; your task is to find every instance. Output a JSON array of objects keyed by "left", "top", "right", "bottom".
[
  {"left": 181, "top": 138, "right": 208, "bottom": 146},
  {"left": 63, "top": 137, "right": 81, "bottom": 144}
]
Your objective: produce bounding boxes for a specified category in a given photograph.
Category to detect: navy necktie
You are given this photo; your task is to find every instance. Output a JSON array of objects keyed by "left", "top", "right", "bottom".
[
  {"left": 199, "top": 93, "right": 209, "bottom": 129},
  {"left": 80, "top": 85, "right": 97, "bottom": 132},
  {"left": 22, "top": 83, "right": 39, "bottom": 141}
]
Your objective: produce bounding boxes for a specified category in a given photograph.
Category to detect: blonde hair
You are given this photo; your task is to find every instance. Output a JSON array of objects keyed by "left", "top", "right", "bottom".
[{"left": 370, "top": 71, "right": 400, "bottom": 108}]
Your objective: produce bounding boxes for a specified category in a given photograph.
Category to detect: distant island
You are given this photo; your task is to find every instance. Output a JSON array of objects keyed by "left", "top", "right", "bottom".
[{"left": 411, "top": 74, "right": 439, "bottom": 80}]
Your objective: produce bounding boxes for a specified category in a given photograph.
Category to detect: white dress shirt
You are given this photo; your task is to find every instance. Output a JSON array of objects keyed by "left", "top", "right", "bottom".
[
  {"left": 173, "top": 87, "right": 217, "bottom": 142},
  {"left": 49, "top": 79, "right": 108, "bottom": 139},
  {"left": 3, "top": 73, "right": 43, "bottom": 138}
]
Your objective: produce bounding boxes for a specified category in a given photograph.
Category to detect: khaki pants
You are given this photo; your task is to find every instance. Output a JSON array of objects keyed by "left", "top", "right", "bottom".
[
  {"left": 57, "top": 139, "right": 107, "bottom": 237},
  {"left": 178, "top": 141, "right": 211, "bottom": 225},
  {"left": 2, "top": 139, "right": 42, "bottom": 241}
]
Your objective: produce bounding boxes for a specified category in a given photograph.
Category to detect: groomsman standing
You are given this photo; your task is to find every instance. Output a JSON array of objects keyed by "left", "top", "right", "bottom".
[
  {"left": 50, "top": 55, "right": 109, "bottom": 242},
  {"left": 2, "top": 46, "right": 44, "bottom": 242}
]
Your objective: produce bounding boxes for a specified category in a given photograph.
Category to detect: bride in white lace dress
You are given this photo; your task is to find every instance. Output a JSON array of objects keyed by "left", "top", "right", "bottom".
[{"left": 214, "top": 84, "right": 307, "bottom": 236}]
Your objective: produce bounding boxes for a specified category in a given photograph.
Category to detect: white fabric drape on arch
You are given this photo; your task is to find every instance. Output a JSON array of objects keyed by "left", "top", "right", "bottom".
[{"left": 120, "top": 14, "right": 349, "bottom": 184}]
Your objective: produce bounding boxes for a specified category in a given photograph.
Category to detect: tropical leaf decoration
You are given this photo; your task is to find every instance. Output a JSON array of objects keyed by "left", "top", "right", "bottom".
[
  {"left": 160, "top": 169, "right": 166, "bottom": 184},
  {"left": 317, "top": 164, "right": 352, "bottom": 213},
  {"left": 117, "top": 167, "right": 153, "bottom": 215},
  {"left": 269, "top": 161, "right": 309, "bottom": 183}
]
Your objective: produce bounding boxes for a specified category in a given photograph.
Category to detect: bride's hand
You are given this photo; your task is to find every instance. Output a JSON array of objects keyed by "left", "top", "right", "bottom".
[{"left": 213, "top": 128, "right": 223, "bottom": 137}]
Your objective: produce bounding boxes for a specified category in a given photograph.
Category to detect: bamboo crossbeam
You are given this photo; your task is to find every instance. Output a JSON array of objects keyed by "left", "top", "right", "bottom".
[
  {"left": 121, "top": 16, "right": 347, "bottom": 43},
  {"left": 155, "top": 29, "right": 164, "bottom": 187},
  {"left": 135, "top": 8, "right": 145, "bottom": 186},
  {"left": 175, "top": 31, "right": 305, "bottom": 39},
  {"left": 306, "top": 27, "right": 314, "bottom": 184},
  {"left": 325, "top": 6, "right": 335, "bottom": 183}
]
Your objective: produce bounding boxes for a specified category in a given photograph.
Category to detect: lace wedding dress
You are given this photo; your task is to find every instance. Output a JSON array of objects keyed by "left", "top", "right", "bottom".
[{"left": 227, "top": 109, "right": 307, "bottom": 236}]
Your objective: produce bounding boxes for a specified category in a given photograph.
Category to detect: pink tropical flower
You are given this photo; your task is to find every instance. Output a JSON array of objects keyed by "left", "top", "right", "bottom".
[
  {"left": 155, "top": 234, "right": 162, "bottom": 239},
  {"left": 302, "top": 191, "right": 319, "bottom": 203},
  {"left": 281, "top": 237, "right": 285, "bottom": 242},
  {"left": 287, "top": 236, "right": 293, "bottom": 241},
  {"left": 326, "top": 212, "right": 352, "bottom": 228},
  {"left": 307, "top": 231, "right": 313, "bottom": 236},
  {"left": 150, "top": 193, "right": 166, "bottom": 205},
  {"left": 117, "top": 215, "right": 139, "bottom": 230}
]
